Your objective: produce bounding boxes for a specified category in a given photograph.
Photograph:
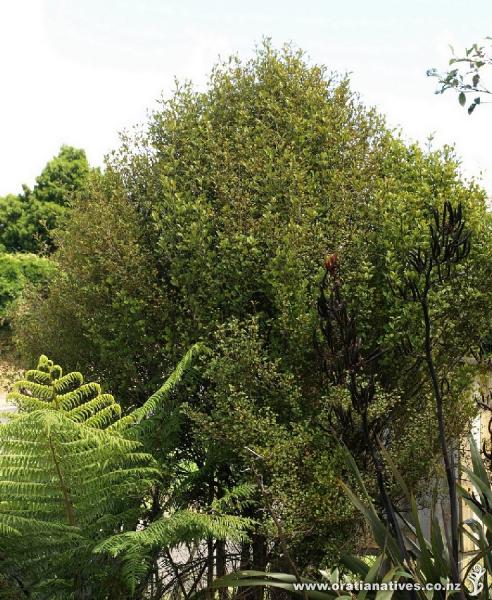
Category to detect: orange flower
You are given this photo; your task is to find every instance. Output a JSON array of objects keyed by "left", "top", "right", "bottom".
[{"left": 324, "top": 253, "right": 338, "bottom": 273}]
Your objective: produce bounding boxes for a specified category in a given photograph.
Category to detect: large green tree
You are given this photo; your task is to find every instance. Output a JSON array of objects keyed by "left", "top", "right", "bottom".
[
  {"left": 0, "top": 145, "right": 90, "bottom": 253},
  {"left": 13, "top": 43, "right": 492, "bottom": 579}
]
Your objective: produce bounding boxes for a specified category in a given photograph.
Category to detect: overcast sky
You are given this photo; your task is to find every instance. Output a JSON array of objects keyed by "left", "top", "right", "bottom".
[{"left": 1, "top": 0, "right": 491, "bottom": 196}]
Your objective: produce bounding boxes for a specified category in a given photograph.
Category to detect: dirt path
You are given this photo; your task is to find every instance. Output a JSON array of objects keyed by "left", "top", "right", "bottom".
[
  {"left": 0, "top": 389, "right": 15, "bottom": 414},
  {"left": 0, "top": 358, "right": 21, "bottom": 414}
]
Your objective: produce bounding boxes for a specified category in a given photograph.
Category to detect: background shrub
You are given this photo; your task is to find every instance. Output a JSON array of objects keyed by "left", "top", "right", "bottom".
[{"left": 0, "top": 253, "right": 54, "bottom": 324}]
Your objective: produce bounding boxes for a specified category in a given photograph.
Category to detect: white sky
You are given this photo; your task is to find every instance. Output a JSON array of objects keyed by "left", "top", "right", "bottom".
[{"left": 1, "top": 0, "right": 491, "bottom": 195}]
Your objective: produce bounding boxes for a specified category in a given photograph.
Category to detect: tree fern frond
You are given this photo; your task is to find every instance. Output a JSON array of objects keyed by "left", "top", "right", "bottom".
[
  {"left": 56, "top": 382, "right": 104, "bottom": 411},
  {"left": 95, "top": 508, "right": 249, "bottom": 594},
  {"left": 96, "top": 510, "right": 250, "bottom": 556},
  {"left": 1, "top": 346, "right": 203, "bottom": 595},
  {"left": 114, "top": 544, "right": 152, "bottom": 595},
  {"left": 67, "top": 394, "right": 121, "bottom": 426},
  {"left": 109, "top": 342, "right": 203, "bottom": 433},
  {"left": 0, "top": 408, "right": 158, "bottom": 591},
  {"left": 4, "top": 391, "right": 51, "bottom": 412},
  {"left": 211, "top": 483, "right": 257, "bottom": 513},
  {"left": 11, "top": 381, "right": 54, "bottom": 402},
  {"left": 52, "top": 371, "right": 84, "bottom": 394},
  {"left": 23, "top": 368, "right": 51, "bottom": 386},
  {"left": 8, "top": 358, "right": 120, "bottom": 429}
]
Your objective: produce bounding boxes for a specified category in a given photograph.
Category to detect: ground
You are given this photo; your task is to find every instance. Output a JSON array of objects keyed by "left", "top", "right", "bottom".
[{"left": 0, "top": 355, "right": 22, "bottom": 414}]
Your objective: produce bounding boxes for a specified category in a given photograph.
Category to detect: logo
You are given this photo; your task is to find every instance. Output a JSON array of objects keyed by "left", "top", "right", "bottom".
[{"left": 466, "top": 564, "right": 485, "bottom": 597}]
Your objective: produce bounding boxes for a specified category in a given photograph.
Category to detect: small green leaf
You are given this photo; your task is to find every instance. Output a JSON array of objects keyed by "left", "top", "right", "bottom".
[{"left": 459, "top": 92, "right": 466, "bottom": 106}]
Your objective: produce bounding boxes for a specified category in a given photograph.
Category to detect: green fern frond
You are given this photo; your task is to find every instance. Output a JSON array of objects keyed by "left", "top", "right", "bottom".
[
  {"left": 211, "top": 483, "right": 257, "bottom": 513},
  {"left": 106, "top": 544, "right": 151, "bottom": 595},
  {"left": 109, "top": 342, "right": 202, "bottom": 433},
  {"left": 96, "top": 510, "right": 250, "bottom": 556},
  {"left": 1, "top": 345, "right": 204, "bottom": 595},
  {"left": 9, "top": 345, "right": 202, "bottom": 436},
  {"left": 66, "top": 393, "right": 120, "bottom": 424},
  {"left": 0, "top": 409, "right": 158, "bottom": 592},
  {"left": 94, "top": 508, "right": 251, "bottom": 593},
  {"left": 8, "top": 357, "right": 121, "bottom": 429},
  {"left": 0, "top": 410, "right": 156, "bottom": 527}
]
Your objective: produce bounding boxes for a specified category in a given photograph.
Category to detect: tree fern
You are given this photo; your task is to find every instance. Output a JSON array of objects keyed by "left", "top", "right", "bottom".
[
  {"left": 0, "top": 343, "right": 250, "bottom": 598},
  {"left": 0, "top": 409, "right": 157, "bottom": 597}
]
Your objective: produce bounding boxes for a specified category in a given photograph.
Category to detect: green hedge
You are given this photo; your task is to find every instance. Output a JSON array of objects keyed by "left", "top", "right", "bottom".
[{"left": 0, "top": 254, "right": 54, "bottom": 323}]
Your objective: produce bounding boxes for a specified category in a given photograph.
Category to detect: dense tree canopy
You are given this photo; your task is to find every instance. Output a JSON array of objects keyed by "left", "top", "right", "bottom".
[
  {"left": 0, "top": 253, "right": 54, "bottom": 324},
  {"left": 0, "top": 145, "right": 90, "bottom": 253},
  {"left": 13, "top": 44, "right": 492, "bottom": 583},
  {"left": 0, "top": 146, "right": 90, "bottom": 326},
  {"left": 32, "top": 145, "right": 90, "bottom": 206}
]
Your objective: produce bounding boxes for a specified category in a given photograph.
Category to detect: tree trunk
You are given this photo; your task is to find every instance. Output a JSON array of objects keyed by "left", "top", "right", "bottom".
[
  {"left": 251, "top": 534, "right": 267, "bottom": 600},
  {"left": 216, "top": 539, "right": 227, "bottom": 600},
  {"left": 206, "top": 537, "right": 214, "bottom": 597}
]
